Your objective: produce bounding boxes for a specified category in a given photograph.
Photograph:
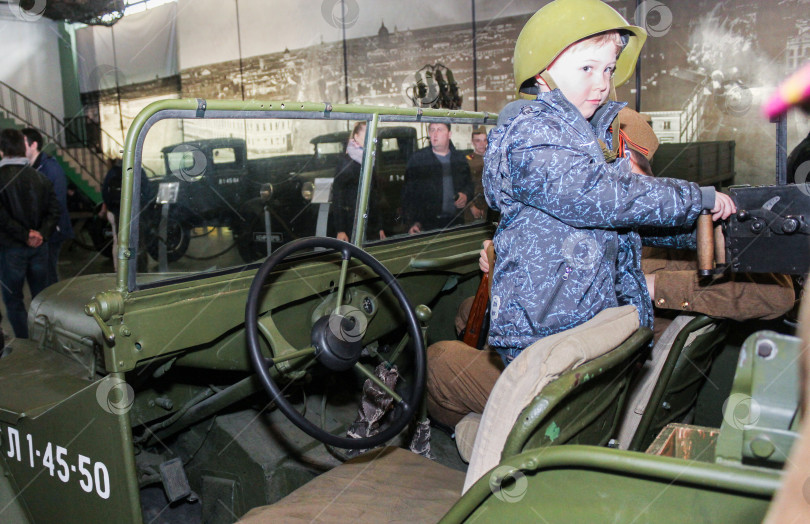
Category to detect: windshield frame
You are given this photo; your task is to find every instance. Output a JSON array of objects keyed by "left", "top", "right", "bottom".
[{"left": 121, "top": 99, "right": 496, "bottom": 293}]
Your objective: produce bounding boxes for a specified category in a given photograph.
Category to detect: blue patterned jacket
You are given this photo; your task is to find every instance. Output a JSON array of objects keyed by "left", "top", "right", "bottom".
[{"left": 483, "top": 90, "right": 714, "bottom": 357}]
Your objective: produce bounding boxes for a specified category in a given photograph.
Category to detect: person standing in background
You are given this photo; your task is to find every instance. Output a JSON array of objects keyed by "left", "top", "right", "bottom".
[
  {"left": 21, "top": 128, "right": 74, "bottom": 286},
  {"left": 464, "top": 125, "right": 489, "bottom": 223},
  {"left": 0, "top": 129, "right": 60, "bottom": 339}
]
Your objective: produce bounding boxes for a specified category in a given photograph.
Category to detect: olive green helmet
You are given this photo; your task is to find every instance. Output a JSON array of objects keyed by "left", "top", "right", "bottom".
[{"left": 514, "top": 0, "right": 647, "bottom": 97}]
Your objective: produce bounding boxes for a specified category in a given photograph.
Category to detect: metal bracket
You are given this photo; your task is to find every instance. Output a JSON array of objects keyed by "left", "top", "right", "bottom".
[{"left": 195, "top": 98, "right": 207, "bottom": 118}]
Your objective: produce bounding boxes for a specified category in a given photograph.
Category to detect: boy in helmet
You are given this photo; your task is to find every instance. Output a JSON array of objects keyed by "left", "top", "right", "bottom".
[{"left": 484, "top": 0, "right": 735, "bottom": 361}]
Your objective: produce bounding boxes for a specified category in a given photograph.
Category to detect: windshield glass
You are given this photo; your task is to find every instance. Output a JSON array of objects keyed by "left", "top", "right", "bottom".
[{"left": 129, "top": 113, "right": 491, "bottom": 288}]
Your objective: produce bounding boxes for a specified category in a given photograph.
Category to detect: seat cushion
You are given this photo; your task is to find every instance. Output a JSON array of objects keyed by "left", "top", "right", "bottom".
[
  {"left": 239, "top": 446, "right": 464, "bottom": 523},
  {"left": 463, "top": 305, "right": 640, "bottom": 492}
]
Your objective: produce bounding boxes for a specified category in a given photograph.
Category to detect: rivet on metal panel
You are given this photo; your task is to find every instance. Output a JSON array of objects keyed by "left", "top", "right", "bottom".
[{"left": 756, "top": 338, "right": 777, "bottom": 359}]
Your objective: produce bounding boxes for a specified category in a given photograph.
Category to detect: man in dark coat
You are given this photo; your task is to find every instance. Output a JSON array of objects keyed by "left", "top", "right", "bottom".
[
  {"left": 0, "top": 129, "right": 60, "bottom": 339},
  {"left": 401, "top": 123, "right": 473, "bottom": 234},
  {"left": 21, "top": 128, "right": 74, "bottom": 285}
]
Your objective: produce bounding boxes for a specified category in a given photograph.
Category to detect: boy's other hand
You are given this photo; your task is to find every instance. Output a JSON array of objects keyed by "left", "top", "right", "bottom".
[
  {"left": 712, "top": 192, "right": 737, "bottom": 221},
  {"left": 479, "top": 239, "right": 493, "bottom": 273}
]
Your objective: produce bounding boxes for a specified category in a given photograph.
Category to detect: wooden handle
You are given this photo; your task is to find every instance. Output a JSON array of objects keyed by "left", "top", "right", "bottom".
[
  {"left": 697, "top": 211, "right": 715, "bottom": 275},
  {"left": 463, "top": 273, "right": 489, "bottom": 348},
  {"left": 486, "top": 243, "right": 495, "bottom": 296},
  {"left": 714, "top": 224, "right": 726, "bottom": 266}
]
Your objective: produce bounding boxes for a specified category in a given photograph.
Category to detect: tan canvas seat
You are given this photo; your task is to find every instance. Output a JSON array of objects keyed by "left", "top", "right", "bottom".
[
  {"left": 463, "top": 305, "right": 641, "bottom": 490},
  {"left": 239, "top": 446, "right": 465, "bottom": 523}
]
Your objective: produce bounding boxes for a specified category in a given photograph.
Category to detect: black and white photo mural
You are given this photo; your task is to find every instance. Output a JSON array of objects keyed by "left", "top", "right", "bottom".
[{"left": 75, "top": 0, "right": 810, "bottom": 185}]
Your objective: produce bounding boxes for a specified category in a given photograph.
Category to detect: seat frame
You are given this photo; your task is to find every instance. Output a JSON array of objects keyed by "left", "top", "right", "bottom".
[
  {"left": 502, "top": 328, "right": 652, "bottom": 459},
  {"left": 628, "top": 315, "right": 728, "bottom": 451}
]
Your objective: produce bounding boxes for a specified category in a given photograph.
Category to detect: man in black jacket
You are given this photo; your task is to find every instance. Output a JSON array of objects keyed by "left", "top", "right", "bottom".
[
  {"left": 0, "top": 129, "right": 60, "bottom": 339},
  {"left": 22, "top": 127, "right": 74, "bottom": 285},
  {"left": 401, "top": 123, "right": 473, "bottom": 234}
]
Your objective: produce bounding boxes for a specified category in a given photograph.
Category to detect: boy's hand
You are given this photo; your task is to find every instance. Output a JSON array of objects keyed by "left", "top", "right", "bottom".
[
  {"left": 479, "top": 240, "right": 493, "bottom": 273},
  {"left": 454, "top": 192, "right": 468, "bottom": 208},
  {"left": 712, "top": 192, "right": 737, "bottom": 221}
]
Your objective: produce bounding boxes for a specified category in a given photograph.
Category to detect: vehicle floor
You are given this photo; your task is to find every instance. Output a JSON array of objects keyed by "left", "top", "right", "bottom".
[{"left": 139, "top": 376, "right": 467, "bottom": 523}]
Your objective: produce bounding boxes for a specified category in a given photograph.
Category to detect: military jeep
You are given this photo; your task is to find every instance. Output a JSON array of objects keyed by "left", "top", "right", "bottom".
[{"left": 0, "top": 99, "right": 804, "bottom": 523}]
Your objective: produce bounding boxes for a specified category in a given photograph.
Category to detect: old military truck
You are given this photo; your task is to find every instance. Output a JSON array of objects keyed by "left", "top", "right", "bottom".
[
  {"left": 145, "top": 126, "right": 417, "bottom": 263},
  {"left": 0, "top": 99, "right": 803, "bottom": 524}
]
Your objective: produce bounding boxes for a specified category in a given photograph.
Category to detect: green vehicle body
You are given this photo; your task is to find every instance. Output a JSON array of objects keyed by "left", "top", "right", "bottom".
[{"left": 0, "top": 99, "right": 797, "bottom": 523}]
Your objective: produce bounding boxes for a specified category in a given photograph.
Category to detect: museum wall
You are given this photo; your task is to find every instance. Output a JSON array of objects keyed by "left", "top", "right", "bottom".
[
  {"left": 74, "top": 0, "right": 810, "bottom": 186},
  {"left": 0, "top": 12, "right": 66, "bottom": 120}
]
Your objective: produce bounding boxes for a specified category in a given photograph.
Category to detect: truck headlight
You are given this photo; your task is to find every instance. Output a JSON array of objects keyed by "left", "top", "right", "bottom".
[
  {"left": 301, "top": 182, "right": 314, "bottom": 201},
  {"left": 260, "top": 183, "right": 273, "bottom": 202}
]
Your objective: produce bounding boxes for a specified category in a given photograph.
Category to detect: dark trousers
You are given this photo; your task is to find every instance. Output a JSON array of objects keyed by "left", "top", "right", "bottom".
[
  {"left": 0, "top": 245, "right": 49, "bottom": 338},
  {"left": 47, "top": 239, "right": 63, "bottom": 286}
]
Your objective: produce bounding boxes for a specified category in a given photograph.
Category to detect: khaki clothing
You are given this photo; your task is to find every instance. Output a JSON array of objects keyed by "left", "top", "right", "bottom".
[
  {"left": 426, "top": 340, "right": 504, "bottom": 427},
  {"left": 426, "top": 297, "right": 501, "bottom": 427},
  {"left": 643, "top": 247, "right": 795, "bottom": 339}
]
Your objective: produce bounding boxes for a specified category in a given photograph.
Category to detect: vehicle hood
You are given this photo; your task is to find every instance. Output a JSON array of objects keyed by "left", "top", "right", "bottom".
[{"left": 28, "top": 274, "right": 119, "bottom": 346}]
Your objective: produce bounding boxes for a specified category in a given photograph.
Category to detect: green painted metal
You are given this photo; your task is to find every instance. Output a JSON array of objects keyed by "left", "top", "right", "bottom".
[
  {"left": 409, "top": 249, "right": 481, "bottom": 269},
  {"left": 628, "top": 315, "right": 729, "bottom": 452},
  {"left": 351, "top": 113, "right": 379, "bottom": 247},
  {"left": 716, "top": 330, "right": 801, "bottom": 466},
  {"left": 501, "top": 328, "right": 653, "bottom": 459},
  {"left": 57, "top": 22, "right": 85, "bottom": 146},
  {"left": 97, "top": 228, "right": 484, "bottom": 375},
  {"left": 0, "top": 344, "right": 140, "bottom": 523},
  {"left": 441, "top": 445, "right": 780, "bottom": 523}
]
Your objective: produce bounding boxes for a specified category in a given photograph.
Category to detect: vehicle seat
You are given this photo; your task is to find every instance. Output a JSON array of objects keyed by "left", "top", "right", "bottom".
[
  {"left": 239, "top": 306, "right": 650, "bottom": 523},
  {"left": 615, "top": 314, "right": 728, "bottom": 451},
  {"left": 239, "top": 446, "right": 464, "bottom": 523},
  {"left": 463, "top": 305, "right": 648, "bottom": 490}
]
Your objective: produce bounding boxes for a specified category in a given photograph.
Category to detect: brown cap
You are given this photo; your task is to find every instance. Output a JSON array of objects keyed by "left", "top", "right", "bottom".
[
  {"left": 472, "top": 125, "right": 487, "bottom": 136},
  {"left": 618, "top": 107, "right": 659, "bottom": 161}
]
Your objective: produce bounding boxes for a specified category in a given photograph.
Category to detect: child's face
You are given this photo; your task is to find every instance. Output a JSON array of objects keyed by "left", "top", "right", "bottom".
[{"left": 547, "top": 41, "right": 618, "bottom": 119}]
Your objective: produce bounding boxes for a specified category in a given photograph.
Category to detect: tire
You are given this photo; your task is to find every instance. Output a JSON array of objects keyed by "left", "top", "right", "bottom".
[{"left": 145, "top": 215, "right": 191, "bottom": 263}]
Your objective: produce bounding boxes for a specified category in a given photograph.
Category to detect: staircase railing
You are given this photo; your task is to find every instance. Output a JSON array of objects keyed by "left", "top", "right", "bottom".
[{"left": 0, "top": 80, "right": 122, "bottom": 192}]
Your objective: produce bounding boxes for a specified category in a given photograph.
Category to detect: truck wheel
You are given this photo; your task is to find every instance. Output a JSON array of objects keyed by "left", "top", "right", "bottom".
[{"left": 145, "top": 216, "right": 191, "bottom": 263}]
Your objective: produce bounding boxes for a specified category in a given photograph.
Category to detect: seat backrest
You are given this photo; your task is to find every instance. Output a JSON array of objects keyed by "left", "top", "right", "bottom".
[
  {"left": 622, "top": 315, "right": 728, "bottom": 452},
  {"left": 462, "top": 305, "right": 652, "bottom": 491}
]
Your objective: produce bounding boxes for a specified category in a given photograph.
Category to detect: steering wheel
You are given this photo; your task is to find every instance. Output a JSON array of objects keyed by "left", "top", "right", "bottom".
[{"left": 245, "top": 236, "right": 426, "bottom": 449}]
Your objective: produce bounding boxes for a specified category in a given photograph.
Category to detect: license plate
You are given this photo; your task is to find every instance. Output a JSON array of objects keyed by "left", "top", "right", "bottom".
[{"left": 252, "top": 232, "right": 283, "bottom": 243}]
